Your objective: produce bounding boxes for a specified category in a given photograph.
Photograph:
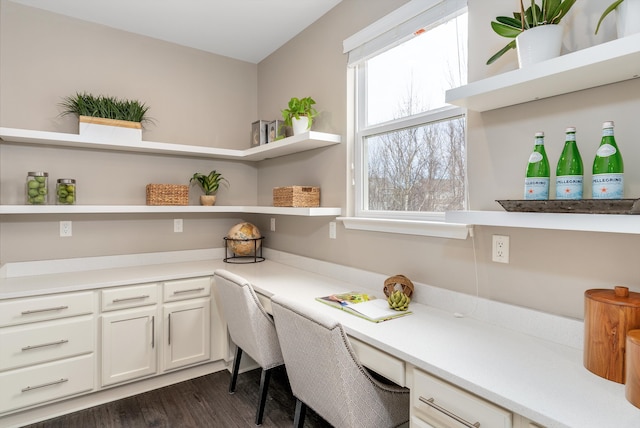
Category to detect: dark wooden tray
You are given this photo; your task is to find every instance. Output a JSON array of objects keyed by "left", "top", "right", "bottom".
[{"left": 496, "top": 199, "right": 640, "bottom": 214}]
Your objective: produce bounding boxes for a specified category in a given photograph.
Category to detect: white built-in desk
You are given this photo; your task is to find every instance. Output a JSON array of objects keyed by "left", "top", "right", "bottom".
[{"left": 1, "top": 253, "right": 639, "bottom": 427}]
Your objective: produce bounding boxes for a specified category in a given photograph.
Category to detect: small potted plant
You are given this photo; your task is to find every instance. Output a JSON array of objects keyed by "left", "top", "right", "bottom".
[
  {"left": 59, "top": 92, "right": 153, "bottom": 141},
  {"left": 190, "top": 170, "right": 229, "bottom": 206},
  {"left": 487, "top": 0, "right": 577, "bottom": 67},
  {"left": 281, "top": 97, "right": 318, "bottom": 136},
  {"left": 596, "top": 0, "right": 640, "bottom": 37}
]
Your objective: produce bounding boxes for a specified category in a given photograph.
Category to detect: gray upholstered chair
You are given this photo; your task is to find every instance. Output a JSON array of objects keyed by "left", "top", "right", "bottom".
[
  {"left": 213, "top": 269, "right": 284, "bottom": 425},
  {"left": 271, "top": 294, "right": 410, "bottom": 428}
]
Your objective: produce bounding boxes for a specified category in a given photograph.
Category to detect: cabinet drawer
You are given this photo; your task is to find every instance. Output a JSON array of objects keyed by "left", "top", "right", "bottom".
[
  {"left": 0, "top": 292, "right": 94, "bottom": 327},
  {"left": 412, "top": 367, "right": 512, "bottom": 428},
  {"left": 0, "top": 354, "right": 94, "bottom": 414},
  {"left": 350, "top": 337, "right": 405, "bottom": 387},
  {"left": 101, "top": 283, "right": 159, "bottom": 311},
  {"left": 0, "top": 316, "right": 94, "bottom": 371},
  {"left": 163, "top": 277, "right": 211, "bottom": 302}
]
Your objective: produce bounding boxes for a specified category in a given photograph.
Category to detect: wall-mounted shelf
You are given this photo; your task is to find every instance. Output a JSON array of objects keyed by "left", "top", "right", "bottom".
[
  {"left": 445, "top": 33, "right": 640, "bottom": 112},
  {"left": 445, "top": 210, "right": 640, "bottom": 235},
  {"left": 0, "top": 205, "right": 342, "bottom": 216},
  {"left": 0, "top": 127, "right": 342, "bottom": 161}
]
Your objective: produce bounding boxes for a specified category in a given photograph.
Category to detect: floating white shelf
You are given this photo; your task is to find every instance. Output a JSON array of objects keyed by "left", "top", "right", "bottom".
[
  {"left": 445, "top": 33, "right": 640, "bottom": 112},
  {"left": 0, "top": 127, "right": 342, "bottom": 161},
  {"left": 445, "top": 210, "right": 640, "bottom": 235},
  {"left": 0, "top": 205, "right": 342, "bottom": 216}
]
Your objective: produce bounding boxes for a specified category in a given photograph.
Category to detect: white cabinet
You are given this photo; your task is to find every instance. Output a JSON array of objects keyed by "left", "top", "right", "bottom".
[
  {"left": 100, "top": 284, "right": 159, "bottom": 386},
  {"left": 410, "top": 366, "right": 512, "bottom": 428},
  {"left": 0, "top": 292, "right": 95, "bottom": 414},
  {"left": 161, "top": 277, "right": 211, "bottom": 371}
]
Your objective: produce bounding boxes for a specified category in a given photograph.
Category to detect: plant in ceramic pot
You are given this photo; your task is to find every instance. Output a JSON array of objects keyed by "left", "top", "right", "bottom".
[
  {"left": 190, "top": 170, "right": 229, "bottom": 206},
  {"left": 596, "top": 0, "right": 640, "bottom": 37},
  {"left": 487, "top": 0, "right": 577, "bottom": 67},
  {"left": 281, "top": 97, "right": 318, "bottom": 136}
]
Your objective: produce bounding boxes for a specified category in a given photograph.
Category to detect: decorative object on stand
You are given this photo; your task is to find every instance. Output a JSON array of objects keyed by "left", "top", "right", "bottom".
[
  {"left": 251, "top": 120, "right": 269, "bottom": 147},
  {"left": 224, "top": 222, "right": 264, "bottom": 263},
  {"left": 596, "top": 0, "right": 640, "bottom": 38},
  {"left": 189, "top": 169, "right": 229, "bottom": 206},
  {"left": 487, "top": 0, "right": 577, "bottom": 67},
  {"left": 383, "top": 274, "right": 414, "bottom": 312},
  {"left": 59, "top": 92, "right": 153, "bottom": 142},
  {"left": 146, "top": 184, "right": 189, "bottom": 206},
  {"left": 281, "top": 97, "right": 317, "bottom": 136},
  {"left": 273, "top": 186, "right": 320, "bottom": 207},
  {"left": 267, "top": 120, "right": 286, "bottom": 143}
]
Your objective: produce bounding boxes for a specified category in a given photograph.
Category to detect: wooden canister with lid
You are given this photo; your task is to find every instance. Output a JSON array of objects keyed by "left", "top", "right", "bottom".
[{"left": 584, "top": 286, "right": 640, "bottom": 383}]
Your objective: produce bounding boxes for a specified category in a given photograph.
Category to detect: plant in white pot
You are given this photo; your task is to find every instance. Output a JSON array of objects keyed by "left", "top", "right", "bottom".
[
  {"left": 487, "top": 0, "right": 577, "bottom": 68},
  {"left": 281, "top": 97, "right": 318, "bottom": 136},
  {"left": 595, "top": 0, "right": 640, "bottom": 38},
  {"left": 190, "top": 170, "right": 229, "bottom": 206}
]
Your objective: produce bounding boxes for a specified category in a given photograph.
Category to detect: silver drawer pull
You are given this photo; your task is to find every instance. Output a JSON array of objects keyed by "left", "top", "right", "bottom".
[
  {"left": 112, "top": 294, "right": 150, "bottom": 303},
  {"left": 173, "top": 287, "right": 205, "bottom": 295},
  {"left": 419, "top": 396, "right": 481, "bottom": 428},
  {"left": 22, "top": 378, "right": 68, "bottom": 392},
  {"left": 22, "top": 339, "right": 69, "bottom": 351},
  {"left": 21, "top": 306, "right": 69, "bottom": 315}
]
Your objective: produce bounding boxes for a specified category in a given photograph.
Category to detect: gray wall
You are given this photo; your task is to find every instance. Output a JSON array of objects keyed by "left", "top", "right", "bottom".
[{"left": 2, "top": 0, "right": 639, "bottom": 320}]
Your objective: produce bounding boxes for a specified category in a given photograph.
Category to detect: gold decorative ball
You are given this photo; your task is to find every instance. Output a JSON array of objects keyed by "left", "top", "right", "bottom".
[{"left": 227, "top": 222, "right": 262, "bottom": 256}]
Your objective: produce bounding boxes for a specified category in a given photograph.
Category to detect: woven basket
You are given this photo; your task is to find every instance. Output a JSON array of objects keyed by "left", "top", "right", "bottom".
[
  {"left": 383, "top": 275, "right": 415, "bottom": 298},
  {"left": 273, "top": 186, "right": 320, "bottom": 207},
  {"left": 146, "top": 184, "right": 189, "bottom": 206}
]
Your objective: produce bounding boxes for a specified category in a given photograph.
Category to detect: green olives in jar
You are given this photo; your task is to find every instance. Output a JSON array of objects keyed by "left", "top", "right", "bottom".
[{"left": 56, "top": 179, "right": 76, "bottom": 205}]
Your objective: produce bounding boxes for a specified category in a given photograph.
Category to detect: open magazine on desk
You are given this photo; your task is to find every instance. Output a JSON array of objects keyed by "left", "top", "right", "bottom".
[{"left": 316, "top": 292, "right": 411, "bottom": 323}]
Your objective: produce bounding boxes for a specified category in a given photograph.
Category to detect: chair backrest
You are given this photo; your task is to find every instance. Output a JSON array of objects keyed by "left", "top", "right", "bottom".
[
  {"left": 271, "top": 294, "right": 409, "bottom": 428},
  {"left": 214, "top": 269, "right": 283, "bottom": 370}
]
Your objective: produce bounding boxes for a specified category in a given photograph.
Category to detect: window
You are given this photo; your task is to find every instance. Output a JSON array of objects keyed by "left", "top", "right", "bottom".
[{"left": 346, "top": 1, "right": 468, "bottom": 221}]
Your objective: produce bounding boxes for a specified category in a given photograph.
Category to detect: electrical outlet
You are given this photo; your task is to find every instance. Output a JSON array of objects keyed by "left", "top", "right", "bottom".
[
  {"left": 329, "top": 221, "right": 336, "bottom": 239},
  {"left": 270, "top": 218, "right": 276, "bottom": 232},
  {"left": 174, "top": 219, "right": 183, "bottom": 233},
  {"left": 492, "top": 235, "right": 509, "bottom": 263},
  {"left": 60, "top": 221, "right": 72, "bottom": 237}
]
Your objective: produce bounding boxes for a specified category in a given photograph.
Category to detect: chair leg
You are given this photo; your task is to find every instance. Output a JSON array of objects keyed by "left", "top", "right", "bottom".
[
  {"left": 293, "top": 398, "right": 306, "bottom": 428},
  {"left": 255, "top": 368, "right": 273, "bottom": 425},
  {"left": 229, "top": 346, "right": 243, "bottom": 394}
]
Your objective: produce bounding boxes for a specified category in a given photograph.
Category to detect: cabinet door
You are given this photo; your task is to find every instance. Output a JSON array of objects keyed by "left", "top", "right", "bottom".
[
  {"left": 101, "top": 307, "right": 157, "bottom": 386},
  {"left": 163, "top": 299, "right": 210, "bottom": 371}
]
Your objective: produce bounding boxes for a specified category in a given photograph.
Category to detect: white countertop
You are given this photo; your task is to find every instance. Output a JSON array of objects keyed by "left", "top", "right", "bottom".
[{"left": 1, "top": 256, "right": 638, "bottom": 427}]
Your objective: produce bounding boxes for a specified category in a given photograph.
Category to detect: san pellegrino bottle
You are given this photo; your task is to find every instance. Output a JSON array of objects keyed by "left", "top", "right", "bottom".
[
  {"left": 556, "top": 127, "right": 583, "bottom": 200},
  {"left": 592, "top": 121, "right": 624, "bottom": 199},
  {"left": 524, "top": 132, "right": 550, "bottom": 200}
]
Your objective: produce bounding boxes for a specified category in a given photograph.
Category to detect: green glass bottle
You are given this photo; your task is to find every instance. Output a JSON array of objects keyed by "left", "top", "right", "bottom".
[
  {"left": 556, "top": 127, "right": 583, "bottom": 200},
  {"left": 524, "top": 132, "right": 550, "bottom": 200},
  {"left": 592, "top": 121, "right": 624, "bottom": 199}
]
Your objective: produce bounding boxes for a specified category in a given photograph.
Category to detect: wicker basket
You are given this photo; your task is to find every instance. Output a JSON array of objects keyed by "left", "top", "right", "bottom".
[
  {"left": 146, "top": 184, "right": 189, "bottom": 206},
  {"left": 273, "top": 186, "right": 320, "bottom": 207}
]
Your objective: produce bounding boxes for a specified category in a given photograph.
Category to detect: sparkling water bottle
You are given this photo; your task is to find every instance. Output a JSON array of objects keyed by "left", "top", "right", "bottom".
[
  {"left": 592, "top": 121, "right": 623, "bottom": 199},
  {"left": 556, "top": 127, "right": 583, "bottom": 200},
  {"left": 524, "top": 132, "right": 550, "bottom": 200}
]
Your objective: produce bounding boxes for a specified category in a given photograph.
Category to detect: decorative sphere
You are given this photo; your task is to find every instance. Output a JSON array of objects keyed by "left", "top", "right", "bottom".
[{"left": 226, "top": 222, "right": 262, "bottom": 256}]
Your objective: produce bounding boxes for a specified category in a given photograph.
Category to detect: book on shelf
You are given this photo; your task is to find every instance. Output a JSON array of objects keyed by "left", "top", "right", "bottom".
[{"left": 316, "top": 291, "right": 412, "bottom": 323}]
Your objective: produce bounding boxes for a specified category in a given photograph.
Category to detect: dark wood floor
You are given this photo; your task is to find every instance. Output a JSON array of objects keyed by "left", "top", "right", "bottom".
[{"left": 23, "top": 367, "right": 331, "bottom": 428}]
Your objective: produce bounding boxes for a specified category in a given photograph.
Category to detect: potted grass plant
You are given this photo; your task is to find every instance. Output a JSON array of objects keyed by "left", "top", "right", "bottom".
[
  {"left": 59, "top": 92, "right": 152, "bottom": 141},
  {"left": 487, "top": 0, "right": 577, "bottom": 67},
  {"left": 190, "top": 169, "right": 229, "bottom": 206},
  {"left": 595, "top": 0, "right": 640, "bottom": 37},
  {"left": 281, "top": 97, "right": 318, "bottom": 136}
]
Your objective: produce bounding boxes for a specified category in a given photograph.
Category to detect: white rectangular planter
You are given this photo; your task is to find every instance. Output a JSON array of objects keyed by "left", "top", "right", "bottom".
[{"left": 78, "top": 116, "right": 142, "bottom": 142}]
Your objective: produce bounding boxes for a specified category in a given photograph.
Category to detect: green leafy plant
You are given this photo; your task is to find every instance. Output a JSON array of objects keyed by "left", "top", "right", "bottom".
[
  {"left": 281, "top": 97, "right": 318, "bottom": 129},
  {"left": 487, "top": 0, "right": 577, "bottom": 65},
  {"left": 190, "top": 170, "right": 229, "bottom": 195},
  {"left": 59, "top": 92, "right": 153, "bottom": 124},
  {"left": 595, "top": 0, "right": 624, "bottom": 34}
]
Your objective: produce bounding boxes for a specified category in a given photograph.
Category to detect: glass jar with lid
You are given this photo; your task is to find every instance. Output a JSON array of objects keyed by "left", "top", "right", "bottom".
[
  {"left": 56, "top": 179, "right": 76, "bottom": 205},
  {"left": 26, "top": 171, "right": 48, "bottom": 204}
]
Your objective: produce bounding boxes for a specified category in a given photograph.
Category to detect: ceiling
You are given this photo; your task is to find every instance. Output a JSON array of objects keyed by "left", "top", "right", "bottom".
[{"left": 10, "top": 0, "right": 343, "bottom": 63}]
